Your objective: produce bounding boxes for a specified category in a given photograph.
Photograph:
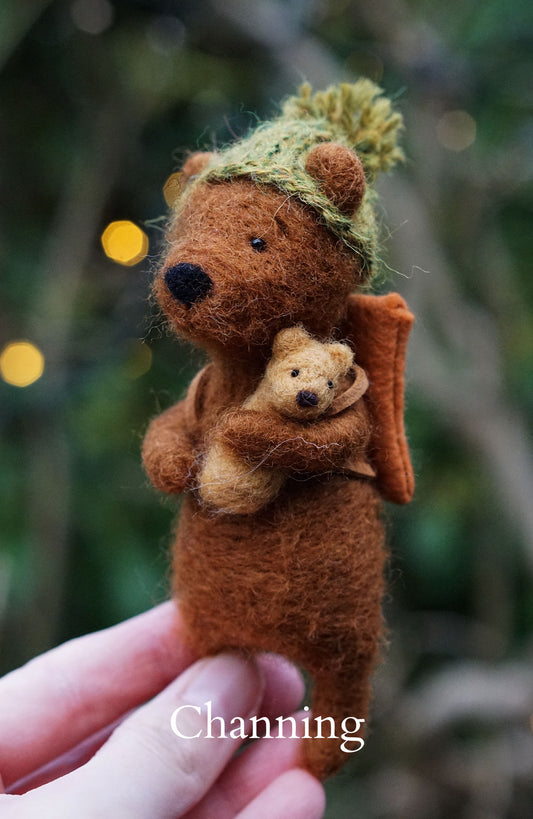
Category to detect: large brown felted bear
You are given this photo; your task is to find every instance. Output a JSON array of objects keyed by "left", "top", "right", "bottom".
[{"left": 142, "top": 81, "right": 415, "bottom": 780}]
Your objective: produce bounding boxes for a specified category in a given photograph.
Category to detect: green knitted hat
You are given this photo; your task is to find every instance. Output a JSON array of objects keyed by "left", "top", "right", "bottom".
[{"left": 183, "top": 80, "right": 404, "bottom": 277}]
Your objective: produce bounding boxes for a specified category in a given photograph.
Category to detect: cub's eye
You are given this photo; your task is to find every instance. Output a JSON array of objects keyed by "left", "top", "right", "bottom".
[
  {"left": 250, "top": 237, "right": 266, "bottom": 252},
  {"left": 291, "top": 369, "right": 300, "bottom": 377},
  {"left": 327, "top": 380, "right": 334, "bottom": 389}
]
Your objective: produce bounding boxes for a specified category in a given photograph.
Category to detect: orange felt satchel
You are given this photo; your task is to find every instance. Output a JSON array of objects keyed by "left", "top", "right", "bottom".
[{"left": 344, "top": 292, "right": 415, "bottom": 505}]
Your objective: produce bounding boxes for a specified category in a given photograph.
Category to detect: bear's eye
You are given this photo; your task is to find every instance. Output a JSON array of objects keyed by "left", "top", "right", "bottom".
[
  {"left": 250, "top": 237, "right": 266, "bottom": 252},
  {"left": 291, "top": 369, "right": 300, "bottom": 378},
  {"left": 327, "top": 380, "right": 334, "bottom": 389}
]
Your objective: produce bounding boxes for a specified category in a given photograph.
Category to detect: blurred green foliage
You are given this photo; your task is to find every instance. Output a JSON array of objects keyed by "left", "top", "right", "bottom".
[{"left": 1, "top": 1, "right": 532, "bottom": 816}]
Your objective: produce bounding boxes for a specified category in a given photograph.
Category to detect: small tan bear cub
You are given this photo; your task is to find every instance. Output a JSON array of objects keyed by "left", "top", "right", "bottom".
[{"left": 198, "top": 326, "right": 356, "bottom": 515}]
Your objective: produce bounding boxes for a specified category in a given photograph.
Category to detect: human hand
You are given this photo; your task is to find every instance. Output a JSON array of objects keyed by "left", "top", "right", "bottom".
[{"left": 0, "top": 603, "right": 325, "bottom": 818}]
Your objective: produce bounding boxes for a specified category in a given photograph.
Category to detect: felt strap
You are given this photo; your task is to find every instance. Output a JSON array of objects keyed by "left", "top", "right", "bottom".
[
  {"left": 183, "top": 364, "right": 212, "bottom": 434},
  {"left": 327, "top": 364, "right": 369, "bottom": 416},
  {"left": 343, "top": 292, "right": 415, "bottom": 504},
  {"left": 326, "top": 364, "right": 376, "bottom": 480}
]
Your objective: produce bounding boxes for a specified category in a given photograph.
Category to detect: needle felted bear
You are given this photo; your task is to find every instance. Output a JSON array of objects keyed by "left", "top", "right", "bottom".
[
  {"left": 143, "top": 81, "right": 415, "bottom": 780},
  {"left": 198, "top": 326, "right": 368, "bottom": 515}
]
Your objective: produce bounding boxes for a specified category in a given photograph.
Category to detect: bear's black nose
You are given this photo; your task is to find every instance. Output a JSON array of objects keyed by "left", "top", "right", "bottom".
[
  {"left": 164, "top": 263, "right": 213, "bottom": 307},
  {"left": 297, "top": 390, "right": 319, "bottom": 407}
]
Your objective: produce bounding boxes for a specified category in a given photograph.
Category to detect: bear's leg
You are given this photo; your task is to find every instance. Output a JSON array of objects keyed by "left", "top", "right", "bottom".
[
  {"left": 198, "top": 440, "right": 284, "bottom": 514},
  {"left": 301, "top": 647, "right": 377, "bottom": 780}
]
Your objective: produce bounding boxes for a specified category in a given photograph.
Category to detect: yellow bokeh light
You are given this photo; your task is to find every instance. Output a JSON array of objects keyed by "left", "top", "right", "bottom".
[
  {"left": 124, "top": 339, "right": 153, "bottom": 379},
  {"left": 163, "top": 172, "right": 183, "bottom": 208},
  {"left": 0, "top": 341, "right": 45, "bottom": 387},
  {"left": 101, "top": 220, "right": 149, "bottom": 266},
  {"left": 436, "top": 110, "right": 477, "bottom": 152}
]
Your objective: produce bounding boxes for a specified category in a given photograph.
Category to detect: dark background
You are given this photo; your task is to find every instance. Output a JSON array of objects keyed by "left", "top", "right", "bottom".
[{"left": 1, "top": 1, "right": 533, "bottom": 816}]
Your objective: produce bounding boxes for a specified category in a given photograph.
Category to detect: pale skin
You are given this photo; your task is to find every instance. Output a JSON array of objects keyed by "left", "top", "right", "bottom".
[{"left": 0, "top": 603, "right": 325, "bottom": 819}]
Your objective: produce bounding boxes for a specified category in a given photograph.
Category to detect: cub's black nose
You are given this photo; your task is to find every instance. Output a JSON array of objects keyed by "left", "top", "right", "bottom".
[
  {"left": 164, "top": 263, "right": 213, "bottom": 307},
  {"left": 297, "top": 390, "right": 319, "bottom": 408}
]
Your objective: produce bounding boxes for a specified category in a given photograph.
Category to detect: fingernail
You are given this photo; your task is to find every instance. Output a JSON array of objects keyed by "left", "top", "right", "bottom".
[{"left": 182, "top": 654, "right": 264, "bottom": 721}]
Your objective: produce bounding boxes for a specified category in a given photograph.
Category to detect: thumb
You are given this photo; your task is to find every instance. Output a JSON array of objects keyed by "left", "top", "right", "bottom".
[{"left": 24, "top": 654, "right": 264, "bottom": 819}]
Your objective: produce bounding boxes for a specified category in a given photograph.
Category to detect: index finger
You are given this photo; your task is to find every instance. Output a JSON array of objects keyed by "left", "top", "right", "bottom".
[{"left": 0, "top": 601, "right": 195, "bottom": 788}]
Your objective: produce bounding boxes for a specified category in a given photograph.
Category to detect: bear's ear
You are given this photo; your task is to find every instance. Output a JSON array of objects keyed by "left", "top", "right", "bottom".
[
  {"left": 305, "top": 143, "right": 366, "bottom": 216},
  {"left": 181, "top": 151, "right": 216, "bottom": 185},
  {"left": 327, "top": 341, "right": 354, "bottom": 371},
  {"left": 272, "top": 326, "right": 311, "bottom": 358}
]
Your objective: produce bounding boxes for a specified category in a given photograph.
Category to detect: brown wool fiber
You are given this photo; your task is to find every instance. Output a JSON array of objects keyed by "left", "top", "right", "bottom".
[{"left": 143, "top": 81, "right": 413, "bottom": 780}]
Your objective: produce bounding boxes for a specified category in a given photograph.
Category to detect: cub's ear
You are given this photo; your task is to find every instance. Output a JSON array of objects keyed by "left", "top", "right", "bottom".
[
  {"left": 327, "top": 341, "right": 354, "bottom": 371},
  {"left": 305, "top": 143, "right": 366, "bottom": 216},
  {"left": 181, "top": 151, "right": 216, "bottom": 184},
  {"left": 272, "top": 326, "right": 311, "bottom": 358}
]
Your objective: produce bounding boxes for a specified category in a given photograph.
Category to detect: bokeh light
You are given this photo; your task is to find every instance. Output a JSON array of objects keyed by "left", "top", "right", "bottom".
[
  {"left": 344, "top": 50, "right": 384, "bottom": 82},
  {"left": 123, "top": 339, "right": 153, "bottom": 379},
  {"left": 101, "top": 221, "right": 149, "bottom": 266},
  {"left": 436, "top": 110, "right": 477, "bottom": 152},
  {"left": 0, "top": 341, "right": 45, "bottom": 387},
  {"left": 146, "top": 15, "right": 186, "bottom": 56},
  {"left": 70, "top": 0, "right": 114, "bottom": 35},
  {"left": 163, "top": 172, "right": 183, "bottom": 207}
]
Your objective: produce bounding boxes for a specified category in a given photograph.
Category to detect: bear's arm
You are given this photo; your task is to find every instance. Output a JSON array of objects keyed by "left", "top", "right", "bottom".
[
  {"left": 216, "top": 399, "right": 372, "bottom": 473},
  {"left": 142, "top": 401, "right": 198, "bottom": 494}
]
